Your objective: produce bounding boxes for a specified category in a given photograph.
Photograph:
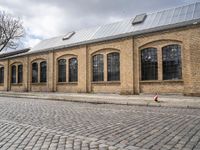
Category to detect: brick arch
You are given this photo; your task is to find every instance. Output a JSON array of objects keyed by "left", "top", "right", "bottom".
[
  {"left": 139, "top": 39, "right": 183, "bottom": 50},
  {"left": 31, "top": 58, "right": 46, "bottom": 64},
  {"left": 10, "top": 61, "right": 23, "bottom": 66},
  {"left": 91, "top": 48, "right": 120, "bottom": 56},
  {"left": 57, "top": 54, "right": 77, "bottom": 61},
  {"left": 140, "top": 47, "right": 157, "bottom": 51},
  {"left": 161, "top": 43, "right": 182, "bottom": 49}
]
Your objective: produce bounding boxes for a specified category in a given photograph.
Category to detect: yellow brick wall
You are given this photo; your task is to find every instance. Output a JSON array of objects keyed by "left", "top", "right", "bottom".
[
  {"left": 0, "top": 25, "right": 199, "bottom": 96},
  {"left": 53, "top": 46, "right": 87, "bottom": 93},
  {"left": 134, "top": 25, "right": 200, "bottom": 96},
  {"left": 87, "top": 37, "right": 134, "bottom": 94},
  {"left": 0, "top": 60, "right": 8, "bottom": 91},
  {"left": 28, "top": 53, "right": 49, "bottom": 92},
  {"left": 9, "top": 57, "right": 28, "bottom": 92},
  {"left": 184, "top": 26, "right": 200, "bottom": 96}
]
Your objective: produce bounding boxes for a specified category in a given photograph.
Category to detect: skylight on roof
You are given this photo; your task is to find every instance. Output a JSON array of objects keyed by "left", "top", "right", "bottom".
[
  {"left": 132, "top": 13, "right": 147, "bottom": 25},
  {"left": 62, "top": 31, "right": 75, "bottom": 40}
]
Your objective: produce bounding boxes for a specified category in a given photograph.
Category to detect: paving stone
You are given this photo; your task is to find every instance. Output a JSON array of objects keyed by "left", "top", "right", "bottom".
[{"left": 0, "top": 97, "right": 199, "bottom": 150}]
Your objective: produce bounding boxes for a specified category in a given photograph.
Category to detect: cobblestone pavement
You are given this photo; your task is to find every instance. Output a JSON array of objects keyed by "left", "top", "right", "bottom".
[{"left": 0, "top": 97, "right": 200, "bottom": 150}]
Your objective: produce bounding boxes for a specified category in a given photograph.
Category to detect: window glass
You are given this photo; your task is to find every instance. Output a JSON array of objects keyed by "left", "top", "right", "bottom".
[
  {"left": 40, "top": 61, "right": 47, "bottom": 83},
  {"left": 11, "top": 65, "right": 16, "bottom": 83},
  {"left": 162, "top": 45, "right": 182, "bottom": 80},
  {"left": 58, "top": 59, "right": 66, "bottom": 82},
  {"left": 107, "top": 52, "right": 120, "bottom": 81},
  {"left": 141, "top": 48, "right": 158, "bottom": 80},
  {"left": 18, "top": 65, "right": 23, "bottom": 83},
  {"left": 69, "top": 58, "right": 78, "bottom": 82},
  {"left": 93, "top": 54, "right": 104, "bottom": 82},
  {"left": 0, "top": 67, "right": 4, "bottom": 83},
  {"left": 32, "top": 63, "right": 38, "bottom": 83}
]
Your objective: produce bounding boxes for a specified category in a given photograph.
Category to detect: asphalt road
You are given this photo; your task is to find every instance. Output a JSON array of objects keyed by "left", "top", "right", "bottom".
[{"left": 0, "top": 97, "right": 200, "bottom": 150}]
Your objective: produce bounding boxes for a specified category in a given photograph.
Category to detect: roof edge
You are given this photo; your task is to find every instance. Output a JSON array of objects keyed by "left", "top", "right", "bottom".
[
  {"left": 27, "top": 19, "right": 200, "bottom": 55},
  {"left": 0, "top": 48, "right": 30, "bottom": 59},
  {"left": 1, "top": 18, "right": 200, "bottom": 60}
]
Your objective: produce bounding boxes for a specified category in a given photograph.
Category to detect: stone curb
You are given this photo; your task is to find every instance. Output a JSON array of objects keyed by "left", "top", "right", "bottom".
[{"left": 0, "top": 93, "right": 200, "bottom": 109}]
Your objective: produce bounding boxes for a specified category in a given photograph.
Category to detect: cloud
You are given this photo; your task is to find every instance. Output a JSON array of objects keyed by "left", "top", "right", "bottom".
[
  {"left": 0, "top": 0, "right": 200, "bottom": 49},
  {"left": 23, "top": 4, "right": 66, "bottom": 37}
]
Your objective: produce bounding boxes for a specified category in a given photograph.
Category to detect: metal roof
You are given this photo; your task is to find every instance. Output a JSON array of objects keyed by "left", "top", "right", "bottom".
[
  {"left": 0, "top": 48, "right": 30, "bottom": 59},
  {"left": 10, "top": 2, "right": 200, "bottom": 56}
]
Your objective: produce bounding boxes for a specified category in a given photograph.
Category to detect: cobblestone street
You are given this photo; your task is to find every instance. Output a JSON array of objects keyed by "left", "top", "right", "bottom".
[{"left": 0, "top": 97, "right": 200, "bottom": 150}]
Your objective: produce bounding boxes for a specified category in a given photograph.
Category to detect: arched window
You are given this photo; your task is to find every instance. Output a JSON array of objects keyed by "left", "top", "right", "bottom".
[
  {"left": 11, "top": 65, "right": 16, "bottom": 83},
  {"left": 18, "top": 65, "right": 23, "bottom": 83},
  {"left": 0, "top": 67, "right": 4, "bottom": 83},
  {"left": 58, "top": 59, "right": 66, "bottom": 82},
  {"left": 93, "top": 54, "right": 104, "bottom": 81},
  {"left": 32, "top": 63, "right": 38, "bottom": 83},
  {"left": 40, "top": 61, "right": 47, "bottom": 83},
  {"left": 107, "top": 52, "right": 120, "bottom": 81},
  {"left": 141, "top": 48, "right": 158, "bottom": 80},
  {"left": 69, "top": 58, "right": 78, "bottom": 82},
  {"left": 162, "top": 44, "right": 182, "bottom": 80}
]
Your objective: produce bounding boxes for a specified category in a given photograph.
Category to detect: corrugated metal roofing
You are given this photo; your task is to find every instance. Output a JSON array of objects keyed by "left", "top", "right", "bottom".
[{"left": 18, "top": 2, "right": 200, "bottom": 55}]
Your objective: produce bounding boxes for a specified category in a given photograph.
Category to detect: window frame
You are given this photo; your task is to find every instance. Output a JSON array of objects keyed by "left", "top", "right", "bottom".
[
  {"left": 141, "top": 48, "right": 158, "bottom": 81},
  {"left": 107, "top": 52, "right": 120, "bottom": 81},
  {"left": 162, "top": 44, "right": 182, "bottom": 80},
  {"left": 0, "top": 67, "right": 4, "bottom": 84},
  {"left": 69, "top": 58, "right": 78, "bottom": 82},
  {"left": 40, "top": 61, "right": 47, "bottom": 83},
  {"left": 11, "top": 65, "right": 17, "bottom": 84},
  {"left": 58, "top": 59, "right": 66, "bottom": 83},
  {"left": 18, "top": 64, "right": 23, "bottom": 83},
  {"left": 32, "top": 62, "right": 38, "bottom": 83},
  {"left": 92, "top": 54, "right": 104, "bottom": 82}
]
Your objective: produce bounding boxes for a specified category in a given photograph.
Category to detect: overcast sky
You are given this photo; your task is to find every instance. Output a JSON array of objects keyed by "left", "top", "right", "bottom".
[{"left": 0, "top": 0, "right": 199, "bottom": 48}]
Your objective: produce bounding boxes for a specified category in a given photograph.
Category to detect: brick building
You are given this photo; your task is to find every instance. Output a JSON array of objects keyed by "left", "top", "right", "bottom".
[{"left": 0, "top": 2, "right": 200, "bottom": 96}]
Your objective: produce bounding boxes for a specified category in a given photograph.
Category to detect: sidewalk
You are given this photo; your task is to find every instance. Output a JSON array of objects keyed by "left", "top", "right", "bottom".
[{"left": 0, "top": 91, "right": 200, "bottom": 108}]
